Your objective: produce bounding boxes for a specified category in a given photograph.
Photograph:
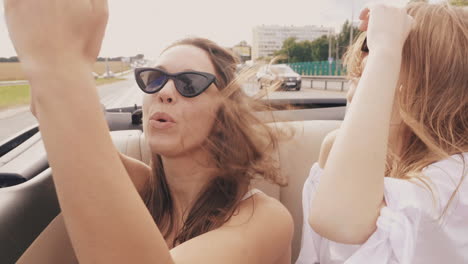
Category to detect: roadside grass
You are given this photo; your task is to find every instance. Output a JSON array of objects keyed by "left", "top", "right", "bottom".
[
  {"left": 0, "top": 85, "right": 30, "bottom": 109},
  {"left": 95, "top": 77, "right": 126, "bottom": 86},
  {"left": 0, "top": 62, "right": 130, "bottom": 81},
  {"left": 0, "top": 78, "right": 126, "bottom": 109}
]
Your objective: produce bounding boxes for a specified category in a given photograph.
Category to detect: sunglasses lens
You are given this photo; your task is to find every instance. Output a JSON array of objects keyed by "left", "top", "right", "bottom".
[
  {"left": 174, "top": 73, "right": 212, "bottom": 97},
  {"left": 139, "top": 70, "right": 167, "bottom": 93}
]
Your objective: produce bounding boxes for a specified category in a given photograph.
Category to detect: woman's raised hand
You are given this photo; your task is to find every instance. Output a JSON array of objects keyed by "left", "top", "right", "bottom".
[
  {"left": 4, "top": 0, "right": 108, "bottom": 72},
  {"left": 360, "top": 3, "right": 414, "bottom": 52}
]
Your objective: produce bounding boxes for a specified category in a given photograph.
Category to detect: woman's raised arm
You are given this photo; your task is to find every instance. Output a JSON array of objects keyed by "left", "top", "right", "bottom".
[
  {"left": 309, "top": 4, "right": 414, "bottom": 244},
  {"left": 4, "top": 1, "right": 173, "bottom": 263}
]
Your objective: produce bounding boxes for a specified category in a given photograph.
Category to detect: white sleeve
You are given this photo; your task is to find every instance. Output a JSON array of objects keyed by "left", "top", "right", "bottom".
[
  {"left": 296, "top": 163, "right": 323, "bottom": 264},
  {"left": 345, "top": 153, "right": 468, "bottom": 264}
]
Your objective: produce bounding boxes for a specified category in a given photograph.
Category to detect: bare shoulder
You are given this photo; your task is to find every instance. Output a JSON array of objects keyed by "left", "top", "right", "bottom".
[
  {"left": 227, "top": 192, "right": 294, "bottom": 259},
  {"left": 235, "top": 192, "right": 293, "bottom": 229},
  {"left": 118, "top": 152, "right": 152, "bottom": 194},
  {"left": 170, "top": 192, "right": 293, "bottom": 263}
]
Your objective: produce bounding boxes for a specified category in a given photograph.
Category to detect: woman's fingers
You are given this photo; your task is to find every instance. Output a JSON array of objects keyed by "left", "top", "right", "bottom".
[
  {"left": 359, "top": 7, "right": 370, "bottom": 20},
  {"left": 85, "top": 0, "right": 109, "bottom": 62},
  {"left": 366, "top": 4, "right": 414, "bottom": 51},
  {"left": 89, "top": 0, "right": 109, "bottom": 18},
  {"left": 5, "top": 0, "right": 108, "bottom": 71},
  {"left": 359, "top": 20, "right": 369, "bottom": 31},
  {"left": 358, "top": 7, "right": 370, "bottom": 31},
  {"left": 3, "top": 0, "right": 22, "bottom": 13}
]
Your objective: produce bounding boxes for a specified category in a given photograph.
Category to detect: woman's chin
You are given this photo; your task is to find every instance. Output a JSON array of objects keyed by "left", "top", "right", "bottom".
[
  {"left": 150, "top": 144, "right": 178, "bottom": 156},
  {"left": 149, "top": 144, "right": 182, "bottom": 158}
]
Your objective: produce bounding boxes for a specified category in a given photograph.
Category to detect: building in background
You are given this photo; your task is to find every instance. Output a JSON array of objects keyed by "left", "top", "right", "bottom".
[
  {"left": 232, "top": 41, "right": 252, "bottom": 63},
  {"left": 252, "top": 25, "right": 334, "bottom": 60}
]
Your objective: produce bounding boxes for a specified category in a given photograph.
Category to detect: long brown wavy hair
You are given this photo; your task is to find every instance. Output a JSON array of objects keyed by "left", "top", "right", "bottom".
[
  {"left": 343, "top": 3, "right": 468, "bottom": 215},
  {"left": 143, "top": 38, "right": 286, "bottom": 247}
]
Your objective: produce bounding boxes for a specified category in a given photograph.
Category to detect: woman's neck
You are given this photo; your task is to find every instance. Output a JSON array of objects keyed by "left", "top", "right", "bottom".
[{"left": 161, "top": 149, "right": 217, "bottom": 220}]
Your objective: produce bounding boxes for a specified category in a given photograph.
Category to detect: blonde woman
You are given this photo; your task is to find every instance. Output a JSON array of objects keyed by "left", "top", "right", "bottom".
[
  {"left": 4, "top": 0, "right": 294, "bottom": 263},
  {"left": 298, "top": 2, "right": 467, "bottom": 263}
]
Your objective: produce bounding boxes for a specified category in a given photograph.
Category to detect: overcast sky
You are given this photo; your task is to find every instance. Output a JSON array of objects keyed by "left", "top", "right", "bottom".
[{"left": 0, "top": 0, "right": 442, "bottom": 59}]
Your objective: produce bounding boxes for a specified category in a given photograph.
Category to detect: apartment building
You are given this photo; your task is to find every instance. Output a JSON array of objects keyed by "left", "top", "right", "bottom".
[{"left": 252, "top": 25, "right": 334, "bottom": 60}]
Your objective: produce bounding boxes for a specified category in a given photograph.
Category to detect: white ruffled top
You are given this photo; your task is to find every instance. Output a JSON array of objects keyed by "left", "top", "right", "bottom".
[{"left": 296, "top": 153, "right": 468, "bottom": 264}]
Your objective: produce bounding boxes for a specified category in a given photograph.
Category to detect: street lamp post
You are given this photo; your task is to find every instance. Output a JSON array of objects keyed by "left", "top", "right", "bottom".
[
  {"left": 328, "top": 28, "right": 332, "bottom": 59},
  {"left": 349, "top": 0, "right": 355, "bottom": 47},
  {"left": 328, "top": 28, "right": 332, "bottom": 75}
]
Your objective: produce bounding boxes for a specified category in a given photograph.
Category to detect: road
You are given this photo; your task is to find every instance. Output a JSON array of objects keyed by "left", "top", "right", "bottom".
[
  {"left": 0, "top": 76, "right": 347, "bottom": 143},
  {"left": 0, "top": 73, "right": 143, "bottom": 143}
]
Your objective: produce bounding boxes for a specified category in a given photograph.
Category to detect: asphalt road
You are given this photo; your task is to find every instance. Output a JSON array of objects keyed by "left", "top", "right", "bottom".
[
  {"left": 0, "top": 76, "right": 347, "bottom": 143},
  {"left": 0, "top": 74, "right": 142, "bottom": 143}
]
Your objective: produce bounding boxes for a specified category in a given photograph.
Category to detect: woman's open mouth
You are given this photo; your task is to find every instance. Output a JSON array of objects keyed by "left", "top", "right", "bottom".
[{"left": 149, "top": 112, "right": 176, "bottom": 130}]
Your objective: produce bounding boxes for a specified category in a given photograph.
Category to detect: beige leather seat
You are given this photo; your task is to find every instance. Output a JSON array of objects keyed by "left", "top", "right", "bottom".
[{"left": 111, "top": 120, "right": 341, "bottom": 262}]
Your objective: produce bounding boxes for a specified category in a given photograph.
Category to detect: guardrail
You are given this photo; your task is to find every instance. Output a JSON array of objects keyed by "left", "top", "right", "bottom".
[
  {"left": 302, "top": 76, "right": 348, "bottom": 91},
  {"left": 289, "top": 61, "right": 345, "bottom": 76}
]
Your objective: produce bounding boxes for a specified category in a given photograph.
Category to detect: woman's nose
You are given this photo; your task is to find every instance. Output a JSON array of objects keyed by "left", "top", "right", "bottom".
[{"left": 156, "top": 79, "right": 177, "bottom": 104}]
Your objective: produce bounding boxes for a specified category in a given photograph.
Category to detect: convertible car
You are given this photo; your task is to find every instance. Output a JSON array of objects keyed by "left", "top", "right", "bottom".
[{"left": 0, "top": 92, "right": 346, "bottom": 263}]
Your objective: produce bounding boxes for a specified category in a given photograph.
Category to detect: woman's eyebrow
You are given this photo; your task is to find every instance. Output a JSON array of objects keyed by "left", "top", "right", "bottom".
[
  {"left": 153, "top": 65, "right": 196, "bottom": 73},
  {"left": 153, "top": 65, "right": 167, "bottom": 71}
]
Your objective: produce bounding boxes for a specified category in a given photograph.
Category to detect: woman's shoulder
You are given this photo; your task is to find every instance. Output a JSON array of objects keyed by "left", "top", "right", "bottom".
[
  {"left": 423, "top": 152, "right": 468, "bottom": 196},
  {"left": 171, "top": 191, "right": 293, "bottom": 263},
  {"left": 383, "top": 152, "right": 468, "bottom": 211},
  {"left": 221, "top": 190, "right": 294, "bottom": 261},
  {"left": 423, "top": 152, "right": 468, "bottom": 181},
  {"left": 231, "top": 190, "right": 293, "bottom": 229},
  {"left": 347, "top": 153, "right": 468, "bottom": 264},
  {"left": 226, "top": 190, "right": 293, "bottom": 240},
  {"left": 303, "top": 153, "right": 468, "bottom": 214}
]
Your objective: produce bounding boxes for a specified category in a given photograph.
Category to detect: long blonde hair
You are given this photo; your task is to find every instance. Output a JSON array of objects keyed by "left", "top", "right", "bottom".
[
  {"left": 392, "top": 3, "right": 467, "bottom": 174},
  {"left": 395, "top": 3, "right": 467, "bottom": 214},
  {"left": 344, "top": 3, "right": 468, "bottom": 214},
  {"left": 342, "top": 32, "right": 367, "bottom": 80}
]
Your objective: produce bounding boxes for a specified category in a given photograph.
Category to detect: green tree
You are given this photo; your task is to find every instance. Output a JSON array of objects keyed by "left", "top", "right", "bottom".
[
  {"left": 292, "top": 40, "right": 314, "bottom": 62},
  {"left": 274, "top": 1, "right": 465, "bottom": 64},
  {"left": 310, "top": 36, "right": 329, "bottom": 61},
  {"left": 275, "top": 37, "right": 328, "bottom": 62},
  {"left": 0, "top": 56, "right": 19, "bottom": 62},
  {"left": 273, "top": 37, "right": 293, "bottom": 63},
  {"left": 336, "top": 20, "right": 361, "bottom": 60},
  {"left": 274, "top": 37, "right": 313, "bottom": 63},
  {"left": 274, "top": 20, "right": 360, "bottom": 63}
]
